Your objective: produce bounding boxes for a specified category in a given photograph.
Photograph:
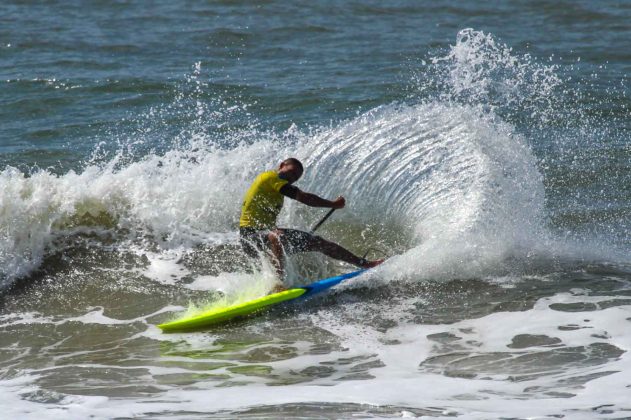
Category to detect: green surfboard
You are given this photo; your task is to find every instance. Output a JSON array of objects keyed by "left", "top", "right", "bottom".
[
  {"left": 158, "top": 269, "right": 367, "bottom": 332},
  {"left": 158, "top": 288, "right": 306, "bottom": 332}
]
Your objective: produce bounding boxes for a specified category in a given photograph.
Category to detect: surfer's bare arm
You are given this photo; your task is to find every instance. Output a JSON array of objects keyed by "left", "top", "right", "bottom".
[
  {"left": 298, "top": 192, "right": 345, "bottom": 209},
  {"left": 280, "top": 185, "right": 345, "bottom": 209}
]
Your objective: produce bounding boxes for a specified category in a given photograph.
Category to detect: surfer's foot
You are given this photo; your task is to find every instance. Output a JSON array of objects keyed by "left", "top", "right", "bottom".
[
  {"left": 359, "top": 258, "right": 384, "bottom": 269},
  {"left": 270, "top": 283, "right": 287, "bottom": 294}
]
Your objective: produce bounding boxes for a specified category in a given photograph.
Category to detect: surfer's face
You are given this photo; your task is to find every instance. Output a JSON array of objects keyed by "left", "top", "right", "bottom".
[{"left": 278, "top": 162, "right": 303, "bottom": 184}]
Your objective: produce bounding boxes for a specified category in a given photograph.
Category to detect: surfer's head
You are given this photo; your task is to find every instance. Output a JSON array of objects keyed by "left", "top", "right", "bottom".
[{"left": 278, "top": 158, "right": 303, "bottom": 184}]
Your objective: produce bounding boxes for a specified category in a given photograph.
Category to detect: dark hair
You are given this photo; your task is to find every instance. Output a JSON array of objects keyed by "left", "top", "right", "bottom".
[{"left": 283, "top": 157, "right": 303, "bottom": 174}]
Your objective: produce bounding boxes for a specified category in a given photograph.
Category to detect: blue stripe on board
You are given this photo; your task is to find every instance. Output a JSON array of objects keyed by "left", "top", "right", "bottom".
[{"left": 298, "top": 269, "right": 367, "bottom": 298}]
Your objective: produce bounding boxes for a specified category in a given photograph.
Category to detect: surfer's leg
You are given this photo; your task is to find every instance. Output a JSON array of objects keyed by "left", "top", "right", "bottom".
[
  {"left": 240, "top": 228, "right": 286, "bottom": 280},
  {"left": 308, "top": 236, "right": 365, "bottom": 266},
  {"left": 239, "top": 228, "right": 260, "bottom": 259},
  {"left": 313, "top": 237, "right": 384, "bottom": 268},
  {"left": 267, "top": 230, "right": 285, "bottom": 279},
  {"left": 278, "top": 229, "right": 381, "bottom": 268}
]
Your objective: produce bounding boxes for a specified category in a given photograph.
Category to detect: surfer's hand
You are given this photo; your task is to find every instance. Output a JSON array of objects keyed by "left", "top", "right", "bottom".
[{"left": 331, "top": 196, "right": 345, "bottom": 209}]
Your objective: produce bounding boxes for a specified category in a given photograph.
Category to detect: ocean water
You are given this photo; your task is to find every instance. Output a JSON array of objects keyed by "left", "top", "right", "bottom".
[{"left": 2, "top": 1, "right": 631, "bottom": 418}]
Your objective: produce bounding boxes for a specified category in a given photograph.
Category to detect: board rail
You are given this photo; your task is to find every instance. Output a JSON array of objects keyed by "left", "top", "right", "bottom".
[{"left": 158, "top": 269, "right": 366, "bottom": 332}]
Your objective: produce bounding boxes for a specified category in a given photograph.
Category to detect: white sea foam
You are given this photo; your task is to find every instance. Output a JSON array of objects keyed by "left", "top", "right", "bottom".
[
  {"left": 298, "top": 100, "right": 548, "bottom": 282},
  {"left": 0, "top": 139, "right": 285, "bottom": 287},
  {"left": 2, "top": 291, "right": 629, "bottom": 418},
  {"left": 0, "top": 98, "right": 549, "bottom": 287}
]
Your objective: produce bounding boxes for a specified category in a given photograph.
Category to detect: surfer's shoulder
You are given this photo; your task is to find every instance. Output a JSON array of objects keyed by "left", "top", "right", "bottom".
[{"left": 255, "top": 170, "right": 278, "bottom": 181}]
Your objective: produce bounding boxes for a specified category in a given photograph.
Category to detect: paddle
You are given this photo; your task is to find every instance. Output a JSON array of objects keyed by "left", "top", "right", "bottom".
[{"left": 310, "top": 208, "right": 335, "bottom": 233}]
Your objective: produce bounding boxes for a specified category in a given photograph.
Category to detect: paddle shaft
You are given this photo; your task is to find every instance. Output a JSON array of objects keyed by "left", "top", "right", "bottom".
[{"left": 310, "top": 208, "right": 335, "bottom": 233}]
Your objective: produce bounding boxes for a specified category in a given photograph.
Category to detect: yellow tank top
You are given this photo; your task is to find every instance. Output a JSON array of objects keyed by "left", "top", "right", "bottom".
[{"left": 239, "top": 170, "right": 289, "bottom": 229}]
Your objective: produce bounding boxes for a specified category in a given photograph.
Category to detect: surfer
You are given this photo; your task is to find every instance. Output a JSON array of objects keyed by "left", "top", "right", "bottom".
[{"left": 239, "top": 158, "right": 383, "bottom": 281}]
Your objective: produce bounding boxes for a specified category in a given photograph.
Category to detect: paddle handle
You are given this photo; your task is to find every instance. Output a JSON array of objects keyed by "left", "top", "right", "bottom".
[{"left": 310, "top": 208, "right": 335, "bottom": 233}]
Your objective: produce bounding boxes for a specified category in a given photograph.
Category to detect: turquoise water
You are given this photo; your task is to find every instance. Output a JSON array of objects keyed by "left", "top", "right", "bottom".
[{"left": 2, "top": 1, "right": 631, "bottom": 418}]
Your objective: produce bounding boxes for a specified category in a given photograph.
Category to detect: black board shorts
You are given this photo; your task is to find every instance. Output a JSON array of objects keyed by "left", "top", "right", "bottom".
[{"left": 239, "top": 227, "right": 316, "bottom": 258}]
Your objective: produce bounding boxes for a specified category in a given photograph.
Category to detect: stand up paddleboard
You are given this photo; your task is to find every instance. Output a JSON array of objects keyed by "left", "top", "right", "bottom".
[{"left": 158, "top": 269, "right": 367, "bottom": 332}]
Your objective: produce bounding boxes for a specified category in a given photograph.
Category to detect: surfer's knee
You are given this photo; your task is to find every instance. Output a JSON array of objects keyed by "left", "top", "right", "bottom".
[
  {"left": 268, "top": 230, "right": 282, "bottom": 248},
  {"left": 268, "top": 230, "right": 278, "bottom": 240},
  {"left": 266, "top": 230, "right": 285, "bottom": 274}
]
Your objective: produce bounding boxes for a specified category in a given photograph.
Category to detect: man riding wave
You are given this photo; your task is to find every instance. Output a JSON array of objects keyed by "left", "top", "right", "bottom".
[{"left": 239, "top": 158, "right": 383, "bottom": 282}]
